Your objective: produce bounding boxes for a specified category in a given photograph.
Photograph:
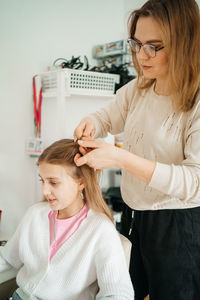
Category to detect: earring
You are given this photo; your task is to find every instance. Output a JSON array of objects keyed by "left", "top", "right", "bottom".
[{"left": 80, "top": 191, "right": 84, "bottom": 199}]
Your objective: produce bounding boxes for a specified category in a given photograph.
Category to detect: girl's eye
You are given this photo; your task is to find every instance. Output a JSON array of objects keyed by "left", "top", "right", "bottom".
[
  {"left": 39, "top": 178, "right": 44, "bottom": 183},
  {"left": 50, "top": 182, "right": 57, "bottom": 185}
]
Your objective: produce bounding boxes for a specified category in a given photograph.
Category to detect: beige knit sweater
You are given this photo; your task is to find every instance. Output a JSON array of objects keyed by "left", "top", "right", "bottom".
[{"left": 90, "top": 79, "right": 200, "bottom": 210}]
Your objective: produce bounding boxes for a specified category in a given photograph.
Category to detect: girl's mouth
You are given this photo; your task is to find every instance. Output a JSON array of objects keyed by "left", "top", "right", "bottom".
[{"left": 48, "top": 199, "right": 56, "bottom": 204}]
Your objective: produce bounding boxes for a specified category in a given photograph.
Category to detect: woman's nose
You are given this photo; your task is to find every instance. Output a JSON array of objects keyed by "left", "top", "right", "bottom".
[{"left": 137, "top": 46, "right": 149, "bottom": 60}]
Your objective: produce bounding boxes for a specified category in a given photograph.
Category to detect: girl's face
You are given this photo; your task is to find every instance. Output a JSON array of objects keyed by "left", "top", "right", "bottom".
[
  {"left": 134, "top": 16, "right": 169, "bottom": 87},
  {"left": 39, "top": 163, "right": 85, "bottom": 219}
]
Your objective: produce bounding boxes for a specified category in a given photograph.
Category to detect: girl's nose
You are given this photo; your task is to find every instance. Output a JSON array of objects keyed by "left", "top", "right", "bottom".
[{"left": 42, "top": 183, "right": 51, "bottom": 197}]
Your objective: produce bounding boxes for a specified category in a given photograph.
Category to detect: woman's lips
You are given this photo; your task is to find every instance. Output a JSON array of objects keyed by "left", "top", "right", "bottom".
[{"left": 141, "top": 65, "right": 152, "bottom": 70}]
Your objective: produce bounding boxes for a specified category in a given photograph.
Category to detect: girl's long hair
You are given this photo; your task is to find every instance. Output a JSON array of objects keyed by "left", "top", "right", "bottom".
[
  {"left": 37, "top": 139, "right": 113, "bottom": 222},
  {"left": 128, "top": 0, "right": 200, "bottom": 112}
]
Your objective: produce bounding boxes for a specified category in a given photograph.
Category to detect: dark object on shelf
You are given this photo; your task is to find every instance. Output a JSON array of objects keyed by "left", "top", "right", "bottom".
[
  {"left": 53, "top": 56, "right": 84, "bottom": 70},
  {"left": 52, "top": 56, "right": 135, "bottom": 92},
  {"left": 0, "top": 240, "right": 7, "bottom": 246},
  {"left": 104, "top": 187, "right": 125, "bottom": 212},
  {"left": 91, "top": 62, "right": 135, "bottom": 92}
]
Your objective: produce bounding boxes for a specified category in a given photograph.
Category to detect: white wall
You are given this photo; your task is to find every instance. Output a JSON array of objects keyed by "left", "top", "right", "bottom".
[{"left": 0, "top": 0, "right": 129, "bottom": 238}]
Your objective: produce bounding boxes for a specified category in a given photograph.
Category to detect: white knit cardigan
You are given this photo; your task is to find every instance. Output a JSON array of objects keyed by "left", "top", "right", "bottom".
[{"left": 0, "top": 202, "right": 134, "bottom": 300}]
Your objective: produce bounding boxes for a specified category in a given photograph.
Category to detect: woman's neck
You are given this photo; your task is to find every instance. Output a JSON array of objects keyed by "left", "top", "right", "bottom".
[{"left": 154, "top": 79, "right": 171, "bottom": 96}]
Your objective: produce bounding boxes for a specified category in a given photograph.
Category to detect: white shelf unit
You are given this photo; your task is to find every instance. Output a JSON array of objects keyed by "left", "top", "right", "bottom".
[{"left": 41, "top": 69, "right": 120, "bottom": 98}]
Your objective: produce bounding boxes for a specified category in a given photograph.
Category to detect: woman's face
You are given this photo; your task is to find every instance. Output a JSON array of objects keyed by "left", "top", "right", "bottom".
[{"left": 134, "top": 16, "right": 169, "bottom": 84}]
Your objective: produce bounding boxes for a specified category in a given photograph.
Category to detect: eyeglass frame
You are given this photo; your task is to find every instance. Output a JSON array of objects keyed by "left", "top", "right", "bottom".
[{"left": 127, "top": 38, "right": 164, "bottom": 58}]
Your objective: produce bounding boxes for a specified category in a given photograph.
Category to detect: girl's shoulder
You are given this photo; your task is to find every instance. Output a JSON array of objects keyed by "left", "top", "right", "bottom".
[
  {"left": 29, "top": 200, "right": 49, "bottom": 210},
  {"left": 86, "top": 209, "right": 117, "bottom": 233},
  {"left": 87, "top": 209, "right": 112, "bottom": 222},
  {"left": 85, "top": 210, "right": 124, "bottom": 251},
  {"left": 23, "top": 201, "right": 50, "bottom": 218}
]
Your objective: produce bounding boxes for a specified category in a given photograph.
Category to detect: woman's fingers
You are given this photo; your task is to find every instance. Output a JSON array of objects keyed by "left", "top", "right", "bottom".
[
  {"left": 82, "top": 124, "right": 95, "bottom": 138},
  {"left": 73, "top": 121, "right": 86, "bottom": 141},
  {"left": 74, "top": 118, "right": 95, "bottom": 141},
  {"left": 74, "top": 137, "right": 121, "bottom": 170},
  {"left": 75, "top": 155, "right": 87, "bottom": 166},
  {"left": 75, "top": 140, "right": 121, "bottom": 170},
  {"left": 81, "top": 136, "right": 94, "bottom": 141},
  {"left": 78, "top": 139, "right": 103, "bottom": 149},
  {"left": 74, "top": 153, "right": 81, "bottom": 164},
  {"left": 74, "top": 148, "right": 92, "bottom": 166},
  {"left": 79, "top": 146, "right": 89, "bottom": 155}
]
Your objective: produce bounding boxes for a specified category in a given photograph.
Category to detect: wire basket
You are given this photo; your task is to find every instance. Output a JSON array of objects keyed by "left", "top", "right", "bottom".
[{"left": 41, "top": 69, "right": 120, "bottom": 97}]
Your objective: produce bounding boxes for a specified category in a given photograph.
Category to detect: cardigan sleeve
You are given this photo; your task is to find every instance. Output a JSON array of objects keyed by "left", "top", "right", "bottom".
[
  {"left": 0, "top": 205, "right": 36, "bottom": 271},
  {"left": 89, "top": 79, "right": 137, "bottom": 138},
  {"left": 0, "top": 249, "right": 13, "bottom": 272},
  {"left": 95, "top": 223, "right": 134, "bottom": 299},
  {"left": 0, "top": 231, "right": 23, "bottom": 272},
  {"left": 149, "top": 97, "right": 200, "bottom": 204}
]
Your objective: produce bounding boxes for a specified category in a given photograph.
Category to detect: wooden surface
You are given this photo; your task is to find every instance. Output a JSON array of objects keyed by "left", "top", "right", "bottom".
[{"left": 0, "top": 277, "right": 18, "bottom": 300}]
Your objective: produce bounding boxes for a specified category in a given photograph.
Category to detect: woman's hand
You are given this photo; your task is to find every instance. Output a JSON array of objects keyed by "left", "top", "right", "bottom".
[
  {"left": 74, "top": 139, "right": 156, "bottom": 184},
  {"left": 74, "top": 139, "right": 122, "bottom": 170},
  {"left": 73, "top": 117, "right": 96, "bottom": 141}
]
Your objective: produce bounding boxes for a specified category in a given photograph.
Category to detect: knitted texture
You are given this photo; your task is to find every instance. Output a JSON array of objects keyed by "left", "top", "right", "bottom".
[
  {"left": 0, "top": 202, "right": 134, "bottom": 300},
  {"left": 90, "top": 79, "right": 200, "bottom": 210}
]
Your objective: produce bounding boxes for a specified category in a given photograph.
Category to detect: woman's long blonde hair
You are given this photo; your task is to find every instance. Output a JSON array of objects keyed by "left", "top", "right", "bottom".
[
  {"left": 37, "top": 139, "right": 113, "bottom": 221},
  {"left": 128, "top": 0, "right": 200, "bottom": 112}
]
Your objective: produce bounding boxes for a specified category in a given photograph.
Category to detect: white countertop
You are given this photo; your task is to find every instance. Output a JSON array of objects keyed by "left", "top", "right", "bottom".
[
  {"left": 0, "top": 268, "right": 18, "bottom": 284},
  {"left": 0, "top": 231, "right": 18, "bottom": 283}
]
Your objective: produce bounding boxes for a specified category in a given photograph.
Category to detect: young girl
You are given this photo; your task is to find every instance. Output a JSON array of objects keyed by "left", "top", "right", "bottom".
[
  {"left": 74, "top": 1, "right": 200, "bottom": 299},
  {"left": 0, "top": 139, "right": 134, "bottom": 300}
]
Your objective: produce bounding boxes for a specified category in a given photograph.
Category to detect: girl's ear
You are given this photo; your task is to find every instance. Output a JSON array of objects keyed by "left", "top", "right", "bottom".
[{"left": 78, "top": 178, "right": 85, "bottom": 191}]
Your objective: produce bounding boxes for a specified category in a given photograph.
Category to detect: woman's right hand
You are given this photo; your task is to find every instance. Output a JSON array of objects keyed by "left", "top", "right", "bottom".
[{"left": 73, "top": 117, "right": 96, "bottom": 141}]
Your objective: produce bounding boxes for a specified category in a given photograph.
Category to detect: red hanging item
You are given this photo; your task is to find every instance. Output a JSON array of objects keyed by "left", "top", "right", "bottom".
[{"left": 33, "top": 76, "right": 42, "bottom": 137}]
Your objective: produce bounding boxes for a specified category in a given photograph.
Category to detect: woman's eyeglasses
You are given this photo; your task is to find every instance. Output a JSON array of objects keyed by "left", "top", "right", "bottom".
[{"left": 127, "top": 38, "right": 164, "bottom": 58}]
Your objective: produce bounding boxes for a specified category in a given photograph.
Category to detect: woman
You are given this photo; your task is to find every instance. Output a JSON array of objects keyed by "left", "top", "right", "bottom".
[{"left": 74, "top": 0, "right": 200, "bottom": 299}]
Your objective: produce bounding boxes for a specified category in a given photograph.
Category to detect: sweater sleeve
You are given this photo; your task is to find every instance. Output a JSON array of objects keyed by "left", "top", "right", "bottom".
[
  {"left": 95, "top": 223, "right": 134, "bottom": 299},
  {"left": 0, "top": 223, "right": 24, "bottom": 271},
  {"left": 0, "top": 249, "right": 13, "bottom": 272},
  {"left": 149, "top": 98, "right": 200, "bottom": 203},
  {"left": 89, "top": 79, "right": 137, "bottom": 138},
  {"left": 0, "top": 205, "right": 36, "bottom": 271}
]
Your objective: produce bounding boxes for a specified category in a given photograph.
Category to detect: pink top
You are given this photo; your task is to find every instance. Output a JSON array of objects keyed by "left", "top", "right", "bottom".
[{"left": 48, "top": 204, "right": 89, "bottom": 260}]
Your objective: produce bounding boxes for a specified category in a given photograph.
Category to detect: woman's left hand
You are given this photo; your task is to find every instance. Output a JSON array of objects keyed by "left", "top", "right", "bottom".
[{"left": 74, "top": 139, "right": 122, "bottom": 170}]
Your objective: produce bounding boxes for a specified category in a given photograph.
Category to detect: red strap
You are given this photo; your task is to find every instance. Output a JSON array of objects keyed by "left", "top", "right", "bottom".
[
  {"left": 38, "top": 87, "right": 42, "bottom": 136},
  {"left": 33, "top": 76, "right": 42, "bottom": 137}
]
